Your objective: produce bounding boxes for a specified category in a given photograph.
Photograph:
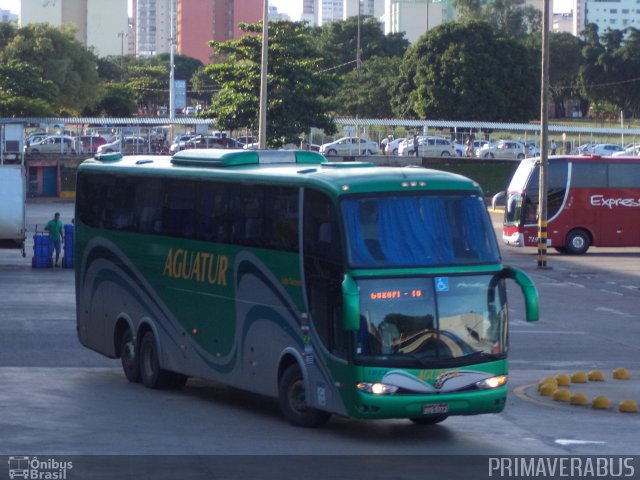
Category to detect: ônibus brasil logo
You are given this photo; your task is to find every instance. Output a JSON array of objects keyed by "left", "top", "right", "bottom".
[{"left": 8, "top": 456, "right": 73, "bottom": 479}]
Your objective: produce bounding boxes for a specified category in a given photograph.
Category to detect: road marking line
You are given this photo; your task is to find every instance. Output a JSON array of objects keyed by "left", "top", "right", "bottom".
[
  {"left": 600, "top": 289, "right": 623, "bottom": 296},
  {"left": 595, "top": 306, "right": 631, "bottom": 316},
  {"left": 555, "top": 439, "right": 606, "bottom": 446},
  {"left": 512, "top": 330, "right": 586, "bottom": 335}
]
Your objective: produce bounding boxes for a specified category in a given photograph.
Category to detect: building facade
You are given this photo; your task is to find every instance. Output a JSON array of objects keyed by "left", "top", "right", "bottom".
[
  {"left": 385, "top": 0, "right": 450, "bottom": 43},
  {"left": 0, "top": 8, "right": 18, "bottom": 24},
  {"left": 173, "top": 0, "right": 262, "bottom": 64},
  {"left": 20, "top": 0, "right": 129, "bottom": 57},
  {"left": 585, "top": 0, "right": 639, "bottom": 32},
  {"left": 135, "top": 0, "right": 171, "bottom": 56}
]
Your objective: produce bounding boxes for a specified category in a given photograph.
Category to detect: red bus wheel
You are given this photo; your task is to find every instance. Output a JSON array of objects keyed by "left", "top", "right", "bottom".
[{"left": 566, "top": 229, "right": 590, "bottom": 254}]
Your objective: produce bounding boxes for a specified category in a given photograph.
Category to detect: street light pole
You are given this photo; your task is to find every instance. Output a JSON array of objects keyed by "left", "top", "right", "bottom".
[
  {"left": 169, "top": 0, "right": 176, "bottom": 121},
  {"left": 258, "top": 0, "right": 268, "bottom": 149},
  {"left": 356, "top": 1, "right": 361, "bottom": 71},
  {"left": 117, "top": 31, "right": 127, "bottom": 76},
  {"left": 537, "top": 0, "right": 550, "bottom": 269}
]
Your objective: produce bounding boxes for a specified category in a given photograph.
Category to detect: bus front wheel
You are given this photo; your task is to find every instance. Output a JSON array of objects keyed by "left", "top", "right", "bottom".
[
  {"left": 565, "top": 229, "right": 590, "bottom": 255},
  {"left": 278, "top": 364, "right": 330, "bottom": 428},
  {"left": 120, "top": 328, "right": 140, "bottom": 383},
  {"left": 139, "top": 331, "right": 188, "bottom": 389}
]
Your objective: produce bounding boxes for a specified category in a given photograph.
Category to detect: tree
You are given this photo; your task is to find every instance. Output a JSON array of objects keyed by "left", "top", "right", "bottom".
[
  {"left": 527, "top": 32, "right": 585, "bottom": 118},
  {"left": 202, "top": 20, "right": 338, "bottom": 146},
  {"left": 93, "top": 83, "right": 137, "bottom": 117},
  {"left": 579, "top": 24, "right": 640, "bottom": 118},
  {"left": 453, "top": 0, "right": 541, "bottom": 36},
  {"left": 393, "top": 21, "right": 538, "bottom": 122},
  {"left": 0, "top": 23, "right": 100, "bottom": 114},
  {"left": 333, "top": 56, "right": 401, "bottom": 118},
  {"left": 0, "top": 60, "right": 56, "bottom": 116},
  {"left": 311, "top": 17, "right": 409, "bottom": 74},
  {"left": 125, "top": 64, "right": 168, "bottom": 114}
]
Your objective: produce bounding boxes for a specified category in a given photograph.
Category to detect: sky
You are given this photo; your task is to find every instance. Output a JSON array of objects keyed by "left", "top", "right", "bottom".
[
  {"left": 0, "top": 0, "right": 303, "bottom": 18},
  {"left": 269, "top": 0, "right": 302, "bottom": 20},
  {"left": 0, "top": 0, "right": 569, "bottom": 20}
]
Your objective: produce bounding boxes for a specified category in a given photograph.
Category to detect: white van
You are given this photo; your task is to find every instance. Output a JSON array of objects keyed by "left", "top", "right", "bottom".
[{"left": 0, "top": 165, "right": 26, "bottom": 256}]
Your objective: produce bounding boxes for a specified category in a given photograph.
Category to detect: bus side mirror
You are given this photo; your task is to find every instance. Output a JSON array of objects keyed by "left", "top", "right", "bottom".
[
  {"left": 342, "top": 274, "right": 360, "bottom": 331},
  {"left": 491, "top": 191, "right": 505, "bottom": 210},
  {"left": 503, "top": 266, "right": 539, "bottom": 322}
]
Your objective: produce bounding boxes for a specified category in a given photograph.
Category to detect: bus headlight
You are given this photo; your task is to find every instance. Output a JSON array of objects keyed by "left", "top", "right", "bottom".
[
  {"left": 356, "top": 382, "right": 399, "bottom": 395},
  {"left": 475, "top": 375, "right": 508, "bottom": 390}
]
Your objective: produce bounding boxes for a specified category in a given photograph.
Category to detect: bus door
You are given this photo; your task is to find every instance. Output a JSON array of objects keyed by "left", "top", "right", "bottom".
[{"left": 302, "top": 189, "right": 346, "bottom": 358}]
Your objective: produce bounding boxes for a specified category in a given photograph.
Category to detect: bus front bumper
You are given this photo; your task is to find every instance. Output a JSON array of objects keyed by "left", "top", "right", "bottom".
[
  {"left": 347, "top": 385, "right": 508, "bottom": 420},
  {"left": 503, "top": 231, "right": 524, "bottom": 247}
]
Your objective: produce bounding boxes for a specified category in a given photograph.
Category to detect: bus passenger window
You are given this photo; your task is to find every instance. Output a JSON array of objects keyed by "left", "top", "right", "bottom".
[{"left": 164, "top": 180, "right": 196, "bottom": 238}]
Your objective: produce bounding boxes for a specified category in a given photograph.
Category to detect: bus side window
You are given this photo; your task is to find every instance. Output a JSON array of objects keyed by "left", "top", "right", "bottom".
[
  {"left": 103, "top": 177, "right": 135, "bottom": 231},
  {"left": 134, "top": 178, "right": 162, "bottom": 234},
  {"left": 195, "top": 182, "right": 228, "bottom": 243},
  {"left": 164, "top": 180, "right": 196, "bottom": 238}
]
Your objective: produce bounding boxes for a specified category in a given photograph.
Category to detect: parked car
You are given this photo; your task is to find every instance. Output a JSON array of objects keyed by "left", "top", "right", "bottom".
[
  {"left": 589, "top": 144, "right": 624, "bottom": 156},
  {"left": 319, "top": 137, "right": 379, "bottom": 156},
  {"left": 453, "top": 142, "right": 465, "bottom": 157},
  {"left": 571, "top": 143, "right": 597, "bottom": 155},
  {"left": 79, "top": 135, "right": 108, "bottom": 154},
  {"left": 184, "top": 106, "right": 197, "bottom": 116},
  {"left": 97, "top": 136, "right": 147, "bottom": 154},
  {"left": 25, "top": 132, "right": 49, "bottom": 148},
  {"left": 398, "top": 136, "right": 457, "bottom": 157},
  {"left": 236, "top": 135, "right": 257, "bottom": 147},
  {"left": 612, "top": 143, "right": 640, "bottom": 157},
  {"left": 476, "top": 140, "right": 527, "bottom": 160},
  {"left": 185, "top": 135, "right": 241, "bottom": 149},
  {"left": 169, "top": 134, "right": 196, "bottom": 154},
  {"left": 26, "top": 135, "right": 76, "bottom": 155},
  {"left": 523, "top": 141, "right": 540, "bottom": 157},
  {"left": 385, "top": 137, "right": 406, "bottom": 155}
]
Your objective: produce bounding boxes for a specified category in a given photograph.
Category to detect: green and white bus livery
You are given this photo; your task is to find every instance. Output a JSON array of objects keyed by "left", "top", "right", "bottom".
[{"left": 75, "top": 149, "right": 539, "bottom": 427}]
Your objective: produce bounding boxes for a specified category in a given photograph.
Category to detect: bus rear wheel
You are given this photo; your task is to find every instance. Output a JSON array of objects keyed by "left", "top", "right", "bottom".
[
  {"left": 120, "top": 328, "right": 140, "bottom": 383},
  {"left": 278, "top": 364, "right": 331, "bottom": 428},
  {"left": 565, "top": 229, "right": 590, "bottom": 255},
  {"left": 410, "top": 415, "right": 448, "bottom": 425},
  {"left": 139, "top": 331, "right": 188, "bottom": 389}
]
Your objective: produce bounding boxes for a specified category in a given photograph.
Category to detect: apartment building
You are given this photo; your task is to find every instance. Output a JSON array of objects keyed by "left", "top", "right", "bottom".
[{"left": 20, "top": 0, "right": 129, "bottom": 56}]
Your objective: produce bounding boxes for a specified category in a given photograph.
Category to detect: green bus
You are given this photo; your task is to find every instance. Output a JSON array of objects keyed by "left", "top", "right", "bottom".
[{"left": 75, "top": 149, "right": 539, "bottom": 427}]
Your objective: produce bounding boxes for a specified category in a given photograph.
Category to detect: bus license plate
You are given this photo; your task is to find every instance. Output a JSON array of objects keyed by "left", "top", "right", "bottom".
[{"left": 423, "top": 404, "right": 448, "bottom": 414}]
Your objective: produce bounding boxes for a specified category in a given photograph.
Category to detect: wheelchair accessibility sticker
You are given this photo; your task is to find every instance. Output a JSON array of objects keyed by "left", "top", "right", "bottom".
[{"left": 435, "top": 277, "right": 449, "bottom": 292}]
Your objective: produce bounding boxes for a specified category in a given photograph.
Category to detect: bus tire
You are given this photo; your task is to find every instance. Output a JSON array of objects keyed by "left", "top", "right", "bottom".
[
  {"left": 410, "top": 415, "right": 448, "bottom": 425},
  {"left": 120, "top": 328, "right": 141, "bottom": 383},
  {"left": 565, "top": 229, "right": 590, "bottom": 254},
  {"left": 278, "top": 364, "right": 331, "bottom": 428},
  {"left": 139, "top": 331, "right": 187, "bottom": 389}
]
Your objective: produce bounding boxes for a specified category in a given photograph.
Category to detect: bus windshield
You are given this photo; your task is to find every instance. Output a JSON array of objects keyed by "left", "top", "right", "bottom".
[
  {"left": 341, "top": 193, "right": 500, "bottom": 267},
  {"left": 355, "top": 275, "right": 507, "bottom": 368}
]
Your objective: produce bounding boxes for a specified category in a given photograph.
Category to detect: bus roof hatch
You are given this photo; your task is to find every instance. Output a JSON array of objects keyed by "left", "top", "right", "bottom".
[{"left": 171, "top": 149, "right": 326, "bottom": 167}]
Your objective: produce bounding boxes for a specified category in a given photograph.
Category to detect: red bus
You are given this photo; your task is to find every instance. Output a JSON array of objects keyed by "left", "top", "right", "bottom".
[{"left": 497, "top": 155, "right": 640, "bottom": 254}]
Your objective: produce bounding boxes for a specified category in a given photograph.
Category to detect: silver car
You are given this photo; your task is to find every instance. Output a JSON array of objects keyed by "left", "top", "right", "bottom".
[
  {"left": 398, "top": 136, "right": 457, "bottom": 157},
  {"left": 25, "top": 135, "right": 77, "bottom": 154},
  {"left": 319, "top": 137, "right": 379, "bottom": 156},
  {"left": 476, "top": 140, "right": 527, "bottom": 160}
]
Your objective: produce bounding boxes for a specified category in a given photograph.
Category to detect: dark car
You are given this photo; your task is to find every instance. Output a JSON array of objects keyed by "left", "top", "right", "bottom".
[
  {"left": 186, "top": 135, "right": 241, "bottom": 149},
  {"left": 79, "top": 135, "right": 108, "bottom": 154}
]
